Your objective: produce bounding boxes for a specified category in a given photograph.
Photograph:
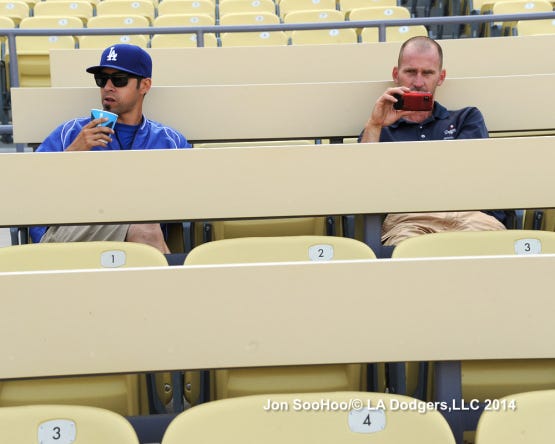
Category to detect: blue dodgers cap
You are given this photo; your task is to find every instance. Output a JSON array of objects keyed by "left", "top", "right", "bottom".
[{"left": 86, "top": 44, "right": 152, "bottom": 78}]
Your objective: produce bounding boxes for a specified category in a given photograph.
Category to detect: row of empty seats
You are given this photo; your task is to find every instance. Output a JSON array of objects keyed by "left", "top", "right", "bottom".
[
  {"left": 6, "top": 10, "right": 428, "bottom": 48},
  {"left": 1, "top": 388, "right": 554, "bottom": 443},
  {"left": 2, "top": 229, "right": 555, "bottom": 423},
  {"left": 0, "top": 5, "right": 428, "bottom": 48},
  {"left": 444, "top": 0, "right": 555, "bottom": 37},
  {"left": 461, "top": 0, "right": 555, "bottom": 36},
  {"left": 2, "top": 0, "right": 405, "bottom": 20},
  {"left": 4, "top": 0, "right": 551, "bottom": 29}
]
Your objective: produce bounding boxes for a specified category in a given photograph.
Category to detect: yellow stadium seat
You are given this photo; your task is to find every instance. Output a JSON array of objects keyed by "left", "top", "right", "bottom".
[
  {"left": 79, "top": 15, "right": 150, "bottom": 48},
  {"left": 516, "top": 18, "right": 555, "bottom": 35},
  {"left": 339, "top": 0, "right": 398, "bottom": 14},
  {"left": 0, "top": 16, "right": 14, "bottom": 67},
  {"left": 283, "top": 8, "right": 345, "bottom": 24},
  {"left": 0, "top": 0, "right": 28, "bottom": 26},
  {"left": 150, "top": 32, "right": 218, "bottom": 47},
  {"left": 156, "top": 0, "right": 215, "bottom": 18},
  {"left": 219, "top": 10, "right": 280, "bottom": 25},
  {"left": 184, "top": 236, "right": 376, "bottom": 401},
  {"left": 95, "top": 0, "right": 155, "bottom": 24},
  {"left": 151, "top": 14, "right": 218, "bottom": 48},
  {"left": 161, "top": 392, "right": 456, "bottom": 444},
  {"left": 349, "top": 6, "right": 411, "bottom": 21},
  {"left": 0, "top": 404, "right": 140, "bottom": 444},
  {"left": 290, "top": 27, "right": 358, "bottom": 44},
  {"left": 471, "top": 0, "right": 553, "bottom": 36},
  {"left": 489, "top": 0, "right": 554, "bottom": 36},
  {"left": 475, "top": 390, "right": 555, "bottom": 444},
  {"left": 205, "top": 217, "right": 335, "bottom": 243},
  {"left": 219, "top": 0, "right": 276, "bottom": 18},
  {"left": 0, "top": 241, "right": 171, "bottom": 415},
  {"left": 278, "top": 0, "right": 337, "bottom": 20},
  {"left": 32, "top": 0, "right": 94, "bottom": 24},
  {"left": 283, "top": 8, "right": 344, "bottom": 39},
  {"left": 220, "top": 29, "right": 289, "bottom": 46},
  {"left": 153, "top": 11, "right": 214, "bottom": 26},
  {"left": 103, "top": 0, "right": 155, "bottom": 4},
  {"left": 523, "top": 209, "right": 555, "bottom": 230},
  {"left": 0, "top": 14, "right": 14, "bottom": 27},
  {"left": 63, "top": 0, "right": 99, "bottom": 6},
  {"left": 12, "top": 16, "right": 82, "bottom": 87},
  {"left": 361, "top": 24, "right": 428, "bottom": 42},
  {"left": 392, "top": 230, "right": 555, "bottom": 437},
  {"left": 348, "top": 6, "right": 424, "bottom": 41}
]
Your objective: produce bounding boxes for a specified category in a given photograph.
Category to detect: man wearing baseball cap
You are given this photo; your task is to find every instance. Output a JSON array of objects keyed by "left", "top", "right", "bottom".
[{"left": 30, "top": 44, "right": 191, "bottom": 253}]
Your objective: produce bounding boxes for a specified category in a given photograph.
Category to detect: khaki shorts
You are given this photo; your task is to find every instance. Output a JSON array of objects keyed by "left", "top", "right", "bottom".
[
  {"left": 382, "top": 211, "right": 506, "bottom": 246},
  {"left": 40, "top": 224, "right": 130, "bottom": 243}
]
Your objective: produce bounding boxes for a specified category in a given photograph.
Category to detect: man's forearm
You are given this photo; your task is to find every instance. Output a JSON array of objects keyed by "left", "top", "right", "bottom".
[{"left": 359, "top": 124, "right": 382, "bottom": 143}]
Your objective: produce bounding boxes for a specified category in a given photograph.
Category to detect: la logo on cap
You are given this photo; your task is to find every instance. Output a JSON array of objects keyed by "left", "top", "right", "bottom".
[{"left": 106, "top": 47, "right": 117, "bottom": 62}]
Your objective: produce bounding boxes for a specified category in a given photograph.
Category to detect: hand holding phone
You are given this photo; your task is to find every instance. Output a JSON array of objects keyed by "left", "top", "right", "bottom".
[{"left": 393, "top": 92, "right": 433, "bottom": 111}]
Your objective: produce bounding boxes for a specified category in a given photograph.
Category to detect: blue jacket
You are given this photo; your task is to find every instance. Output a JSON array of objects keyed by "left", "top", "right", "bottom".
[{"left": 30, "top": 116, "right": 192, "bottom": 243}]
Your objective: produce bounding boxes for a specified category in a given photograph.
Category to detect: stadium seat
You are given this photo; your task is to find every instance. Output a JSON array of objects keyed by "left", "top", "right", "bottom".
[
  {"left": 156, "top": 0, "right": 216, "bottom": 18},
  {"left": 0, "top": 404, "right": 140, "bottom": 444},
  {"left": 459, "top": 0, "right": 491, "bottom": 36},
  {"left": 0, "top": 241, "right": 171, "bottom": 416},
  {"left": 392, "top": 229, "right": 555, "bottom": 258},
  {"left": 283, "top": 8, "right": 345, "bottom": 24},
  {"left": 183, "top": 236, "right": 376, "bottom": 401},
  {"left": 11, "top": 16, "right": 82, "bottom": 87},
  {"left": 523, "top": 208, "right": 555, "bottom": 230},
  {"left": 0, "top": 0, "right": 29, "bottom": 26},
  {"left": 219, "top": 10, "right": 280, "bottom": 25},
  {"left": 219, "top": 0, "right": 276, "bottom": 18},
  {"left": 392, "top": 230, "right": 555, "bottom": 433},
  {"left": 516, "top": 18, "right": 555, "bottom": 35},
  {"left": 220, "top": 29, "right": 289, "bottom": 46},
  {"left": 290, "top": 27, "right": 358, "bottom": 44},
  {"left": 482, "top": 0, "right": 554, "bottom": 36},
  {"left": 200, "top": 214, "right": 342, "bottom": 252},
  {"left": 151, "top": 14, "right": 218, "bottom": 48},
  {"left": 152, "top": 11, "right": 214, "bottom": 26},
  {"left": 191, "top": 141, "right": 325, "bottom": 244},
  {"left": 361, "top": 24, "right": 428, "bottom": 42},
  {"left": 79, "top": 15, "right": 150, "bottom": 48},
  {"left": 339, "top": 0, "right": 399, "bottom": 15},
  {"left": 348, "top": 6, "right": 415, "bottom": 41},
  {"left": 474, "top": 389, "right": 555, "bottom": 444},
  {"left": 78, "top": 0, "right": 106, "bottom": 5},
  {"left": 0, "top": 15, "right": 14, "bottom": 28},
  {"left": 32, "top": 0, "right": 93, "bottom": 24},
  {"left": 151, "top": 33, "right": 218, "bottom": 47},
  {"left": 278, "top": 0, "right": 337, "bottom": 20},
  {"left": 0, "top": 16, "right": 14, "bottom": 86},
  {"left": 161, "top": 392, "right": 456, "bottom": 444},
  {"left": 283, "top": 9, "right": 345, "bottom": 37},
  {"left": 95, "top": 0, "right": 155, "bottom": 24}
]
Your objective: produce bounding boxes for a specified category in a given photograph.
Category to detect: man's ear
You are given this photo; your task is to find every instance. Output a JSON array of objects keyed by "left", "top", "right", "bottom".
[
  {"left": 392, "top": 66, "right": 399, "bottom": 84},
  {"left": 437, "top": 69, "right": 446, "bottom": 86},
  {"left": 140, "top": 77, "right": 152, "bottom": 95}
]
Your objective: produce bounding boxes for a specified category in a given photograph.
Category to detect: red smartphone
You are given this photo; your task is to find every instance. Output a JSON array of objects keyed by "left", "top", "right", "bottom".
[{"left": 393, "top": 92, "right": 433, "bottom": 111}]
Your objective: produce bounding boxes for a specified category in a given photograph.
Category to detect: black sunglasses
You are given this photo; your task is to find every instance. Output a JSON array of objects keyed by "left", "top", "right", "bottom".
[{"left": 94, "top": 72, "right": 142, "bottom": 88}]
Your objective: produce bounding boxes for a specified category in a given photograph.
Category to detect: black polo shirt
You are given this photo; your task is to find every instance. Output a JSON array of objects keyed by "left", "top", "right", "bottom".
[{"left": 359, "top": 101, "right": 508, "bottom": 225}]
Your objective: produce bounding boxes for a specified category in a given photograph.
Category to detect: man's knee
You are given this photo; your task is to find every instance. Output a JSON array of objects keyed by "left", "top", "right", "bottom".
[{"left": 126, "top": 224, "right": 170, "bottom": 254}]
